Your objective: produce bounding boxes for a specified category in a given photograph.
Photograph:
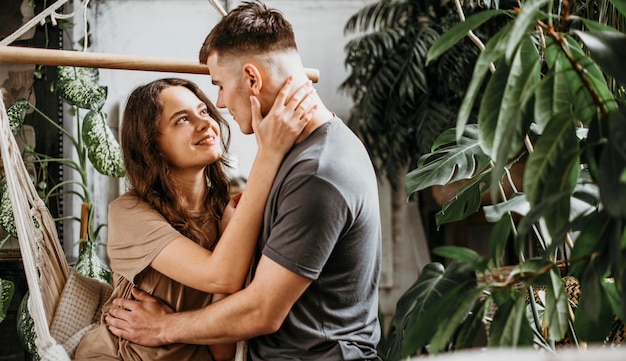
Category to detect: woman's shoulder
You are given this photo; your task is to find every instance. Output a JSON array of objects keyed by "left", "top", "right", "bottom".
[{"left": 109, "top": 192, "right": 149, "bottom": 212}]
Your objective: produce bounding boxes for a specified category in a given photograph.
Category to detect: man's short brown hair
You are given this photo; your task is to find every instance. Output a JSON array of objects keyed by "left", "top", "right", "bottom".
[{"left": 199, "top": 1, "right": 298, "bottom": 64}]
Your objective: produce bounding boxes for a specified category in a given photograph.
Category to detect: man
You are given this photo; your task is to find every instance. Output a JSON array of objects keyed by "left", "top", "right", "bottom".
[{"left": 107, "top": 2, "right": 382, "bottom": 360}]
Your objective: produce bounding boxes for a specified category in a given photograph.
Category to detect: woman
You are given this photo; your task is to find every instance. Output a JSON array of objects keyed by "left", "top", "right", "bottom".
[{"left": 73, "top": 77, "right": 315, "bottom": 360}]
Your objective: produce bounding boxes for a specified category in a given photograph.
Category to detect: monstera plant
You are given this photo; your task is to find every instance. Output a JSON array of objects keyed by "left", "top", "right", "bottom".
[
  {"left": 0, "top": 66, "right": 124, "bottom": 357},
  {"left": 378, "top": 0, "right": 626, "bottom": 360}
]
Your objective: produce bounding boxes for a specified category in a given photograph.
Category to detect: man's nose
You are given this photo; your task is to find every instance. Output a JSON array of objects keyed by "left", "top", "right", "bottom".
[{"left": 216, "top": 94, "right": 226, "bottom": 108}]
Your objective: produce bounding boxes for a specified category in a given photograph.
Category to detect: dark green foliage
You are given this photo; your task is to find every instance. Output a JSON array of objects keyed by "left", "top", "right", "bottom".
[
  {"left": 341, "top": 0, "right": 485, "bottom": 187},
  {"left": 378, "top": 0, "right": 626, "bottom": 359}
]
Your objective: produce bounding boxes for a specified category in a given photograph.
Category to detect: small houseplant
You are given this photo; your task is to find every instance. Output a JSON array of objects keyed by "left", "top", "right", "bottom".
[{"left": 378, "top": 0, "right": 626, "bottom": 359}]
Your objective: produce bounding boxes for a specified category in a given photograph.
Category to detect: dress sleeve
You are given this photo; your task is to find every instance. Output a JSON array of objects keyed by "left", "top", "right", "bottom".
[{"left": 106, "top": 195, "right": 182, "bottom": 283}]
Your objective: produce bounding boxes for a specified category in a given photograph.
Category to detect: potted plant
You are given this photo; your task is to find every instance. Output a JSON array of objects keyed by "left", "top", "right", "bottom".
[
  {"left": 377, "top": 0, "right": 626, "bottom": 359},
  {"left": 0, "top": 65, "right": 124, "bottom": 357}
]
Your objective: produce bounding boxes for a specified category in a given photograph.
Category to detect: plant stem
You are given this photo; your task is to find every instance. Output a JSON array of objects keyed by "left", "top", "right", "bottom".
[{"left": 29, "top": 104, "right": 78, "bottom": 149}]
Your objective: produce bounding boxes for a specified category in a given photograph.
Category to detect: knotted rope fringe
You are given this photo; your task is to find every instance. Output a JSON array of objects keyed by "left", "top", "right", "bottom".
[{"left": 1, "top": 97, "right": 71, "bottom": 360}]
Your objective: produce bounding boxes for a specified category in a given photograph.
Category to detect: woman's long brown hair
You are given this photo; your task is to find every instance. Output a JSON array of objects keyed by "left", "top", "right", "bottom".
[{"left": 121, "top": 78, "right": 231, "bottom": 243}]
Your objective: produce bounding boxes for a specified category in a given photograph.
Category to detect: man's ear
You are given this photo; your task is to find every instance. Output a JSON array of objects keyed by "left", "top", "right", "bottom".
[{"left": 243, "top": 63, "right": 263, "bottom": 95}]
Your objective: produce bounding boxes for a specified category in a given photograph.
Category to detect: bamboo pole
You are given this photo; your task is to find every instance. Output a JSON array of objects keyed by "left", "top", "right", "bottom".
[{"left": 0, "top": 46, "right": 320, "bottom": 83}]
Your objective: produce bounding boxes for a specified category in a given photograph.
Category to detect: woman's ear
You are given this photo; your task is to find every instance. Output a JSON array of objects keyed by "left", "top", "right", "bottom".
[{"left": 243, "top": 63, "right": 262, "bottom": 95}]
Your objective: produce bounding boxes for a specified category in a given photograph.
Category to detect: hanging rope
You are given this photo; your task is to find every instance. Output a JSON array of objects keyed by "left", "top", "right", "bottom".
[
  {"left": 207, "top": 0, "right": 228, "bottom": 17},
  {"left": 0, "top": 0, "right": 68, "bottom": 46}
]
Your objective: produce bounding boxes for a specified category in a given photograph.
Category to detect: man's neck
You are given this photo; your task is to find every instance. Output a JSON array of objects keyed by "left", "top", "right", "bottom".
[{"left": 296, "top": 105, "right": 334, "bottom": 144}]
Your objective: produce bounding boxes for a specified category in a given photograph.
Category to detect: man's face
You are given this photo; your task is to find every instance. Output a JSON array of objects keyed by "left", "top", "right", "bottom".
[{"left": 207, "top": 53, "right": 255, "bottom": 134}]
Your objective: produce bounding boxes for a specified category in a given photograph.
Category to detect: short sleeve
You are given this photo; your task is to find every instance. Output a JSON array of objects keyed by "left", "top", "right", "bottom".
[
  {"left": 263, "top": 175, "right": 350, "bottom": 280},
  {"left": 107, "top": 194, "right": 182, "bottom": 283}
]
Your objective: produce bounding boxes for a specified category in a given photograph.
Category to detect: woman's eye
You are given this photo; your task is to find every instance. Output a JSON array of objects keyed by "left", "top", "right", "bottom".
[
  {"left": 176, "top": 116, "right": 188, "bottom": 125},
  {"left": 200, "top": 108, "right": 209, "bottom": 115}
]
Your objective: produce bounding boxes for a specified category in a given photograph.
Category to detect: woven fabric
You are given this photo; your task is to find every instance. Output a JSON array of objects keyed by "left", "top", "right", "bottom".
[{"left": 49, "top": 269, "right": 113, "bottom": 357}]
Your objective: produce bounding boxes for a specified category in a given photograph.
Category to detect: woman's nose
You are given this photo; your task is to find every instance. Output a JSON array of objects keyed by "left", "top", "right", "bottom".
[{"left": 194, "top": 117, "right": 209, "bottom": 131}]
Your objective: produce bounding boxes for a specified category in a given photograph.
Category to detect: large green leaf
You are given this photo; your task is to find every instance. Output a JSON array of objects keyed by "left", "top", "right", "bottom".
[
  {"left": 387, "top": 263, "right": 445, "bottom": 357},
  {"left": 426, "top": 9, "right": 508, "bottom": 65},
  {"left": 456, "top": 22, "right": 513, "bottom": 139},
  {"left": 406, "top": 125, "right": 491, "bottom": 197},
  {"left": 574, "top": 262, "right": 613, "bottom": 342},
  {"left": 453, "top": 299, "right": 489, "bottom": 349},
  {"left": 81, "top": 110, "right": 125, "bottom": 178},
  {"left": 56, "top": 66, "right": 107, "bottom": 111},
  {"left": 435, "top": 170, "right": 491, "bottom": 228},
  {"left": 544, "top": 268, "right": 569, "bottom": 341},
  {"left": 601, "top": 278, "right": 624, "bottom": 322},
  {"left": 478, "top": 56, "right": 508, "bottom": 158},
  {"left": 488, "top": 288, "right": 534, "bottom": 347},
  {"left": 432, "top": 246, "right": 482, "bottom": 263},
  {"left": 403, "top": 279, "right": 478, "bottom": 357},
  {"left": 428, "top": 287, "right": 485, "bottom": 353},
  {"left": 0, "top": 278, "right": 14, "bottom": 323},
  {"left": 390, "top": 261, "right": 476, "bottom": 357},
  {"left": 574, "top": 30, "right": 626, "bottom": 84},
  {"left": 523, "top": 113, "right": 579, "bottom": 238},
  {"left": 504, "top": 0, "right": 549, "bottom": 62},
  {"left": 480, "top": 37, "right": 538, "bottom": 200},
  {"left": 568, "top": 210, "right": 611, "bottom": 280},
  {"left": 488, "top": 213, "right": 514, "bottom": 268},
  {"left": 483, "top": 193, "right": 529, "bottom": 222},
  {"left": 598, "top": 107, "right": 626, "bottom": 219},
  {"left": 557, "top": 36, "right": 617, "bottom": 123},
  {"left": 534, "top": 70, "right": 572, "bottom": 134}
]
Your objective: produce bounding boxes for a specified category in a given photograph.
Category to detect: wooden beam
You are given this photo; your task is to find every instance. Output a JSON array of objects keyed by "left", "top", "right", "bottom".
[{"left": 0, "top": 46, "right": 320, "bottom": 83}]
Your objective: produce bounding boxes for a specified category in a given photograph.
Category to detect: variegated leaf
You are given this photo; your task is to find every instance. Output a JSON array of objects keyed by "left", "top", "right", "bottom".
[
  {"left": 81, "top": 110, "right": 125, "bottom": 178},
  {"left": 57, "top": 66, "right": 107, "bottom": 111},
  {"left": 0, "top": 278, "right": 14, "bottom": 323},
  {"left": 0, "top": 179, "right": 17, "bottom": 238},
  {"left": 17, "top": 293, "right": 39, "bottom": 359},
  {"left": 6, "top": 99, "right": 29, "bottom": 135},
  {"left": 74, "top": 239, "right": 111, "bottom": 284}
]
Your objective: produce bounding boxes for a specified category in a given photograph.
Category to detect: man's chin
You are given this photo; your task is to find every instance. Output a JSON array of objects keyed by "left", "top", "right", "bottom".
[{"left": 237, "top": 125, "right": 254, "bottom": 135}]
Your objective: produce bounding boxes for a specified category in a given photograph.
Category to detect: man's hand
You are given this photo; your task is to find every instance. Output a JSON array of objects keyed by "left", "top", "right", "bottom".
[{"left": 106, "top": 288, "right": 173, "bottom": 346}]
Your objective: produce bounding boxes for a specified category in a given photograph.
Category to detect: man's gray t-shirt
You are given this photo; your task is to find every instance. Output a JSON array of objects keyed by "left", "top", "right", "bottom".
[{"left": 248, "top": 118, "right": 382, "bottom": 360}]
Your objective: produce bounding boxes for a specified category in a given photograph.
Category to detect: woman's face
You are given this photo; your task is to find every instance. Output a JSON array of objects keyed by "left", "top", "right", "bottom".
[{"left": 155, "top": 86, "right": 223, "bottom": 175}]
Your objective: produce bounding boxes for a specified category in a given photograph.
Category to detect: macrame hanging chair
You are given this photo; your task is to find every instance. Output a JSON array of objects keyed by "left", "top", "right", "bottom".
[{"left": 1, "top": 95, "right": 113, "bottom": 361}]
